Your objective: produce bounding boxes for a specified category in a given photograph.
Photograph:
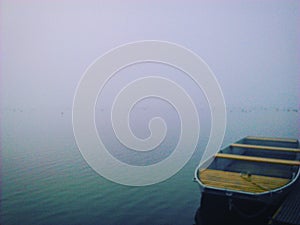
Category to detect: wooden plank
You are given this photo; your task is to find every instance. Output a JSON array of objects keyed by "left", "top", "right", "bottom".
[
  {"left": 246, "top": 136, "right": 298, "bottom": 143},
  {"left": 201, "top": 180, "right": 265, "bottom": 193},
  {"left": 231, "top": 143, "right": 300, "bottom": 153},
  {"left": 200, "top": 169, "right": 289, "bottom": 185},
  {"left": 200, "top": 169, "right": 288, "bottom": 187},
  {"left": 201, "top": 176, "right": 284, "bottom": 193},
  {"left": 199, "top": 169, "right": 290, "bottom": 193},
  {"left": 216, "top": 153, "right": 300, "bottom": 166}
]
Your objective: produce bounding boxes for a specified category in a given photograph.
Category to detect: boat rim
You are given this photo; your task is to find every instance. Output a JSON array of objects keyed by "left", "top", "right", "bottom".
[{"left": 194, "top": 139, "right": 300, "bottom": 196}]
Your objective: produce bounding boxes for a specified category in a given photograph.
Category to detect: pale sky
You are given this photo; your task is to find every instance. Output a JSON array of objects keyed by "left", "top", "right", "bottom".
[{"left": 1, "top": 0, "right": 299, "bottom": 110}]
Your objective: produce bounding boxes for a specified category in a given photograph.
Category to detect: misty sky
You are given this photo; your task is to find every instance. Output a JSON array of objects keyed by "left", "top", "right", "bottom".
[{"left": 1, "top": 0, "right": 299, "bottom": 110}]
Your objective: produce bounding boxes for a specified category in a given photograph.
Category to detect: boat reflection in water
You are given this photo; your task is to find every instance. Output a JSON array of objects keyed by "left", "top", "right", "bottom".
[
  {"left": 193, "top": 194, "right": 278, "bottom": 225},
  {"left": 193, "top": 136, "right": 300, "bottom": 225}
]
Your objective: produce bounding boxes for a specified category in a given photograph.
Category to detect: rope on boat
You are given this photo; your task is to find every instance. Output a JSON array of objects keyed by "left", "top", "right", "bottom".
[
  {"left": 240, "top": 172, "right": 270, "bottom": 191},
  {"left": 226, "top": 172, "right": 271, "bottom": 219}
]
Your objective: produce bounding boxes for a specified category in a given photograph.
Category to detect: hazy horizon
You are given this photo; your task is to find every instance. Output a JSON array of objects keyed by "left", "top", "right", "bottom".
[{"left": 1, "top": 0, "right": 299, "bottom": 111}]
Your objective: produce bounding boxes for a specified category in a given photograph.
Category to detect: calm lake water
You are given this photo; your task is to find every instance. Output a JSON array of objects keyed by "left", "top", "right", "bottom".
[{"left": 1, "top": 107, "right": 299, "bottom": 225}]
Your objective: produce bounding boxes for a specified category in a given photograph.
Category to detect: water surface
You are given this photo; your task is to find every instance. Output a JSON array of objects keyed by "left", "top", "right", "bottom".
[{"left": 1, "top": 107, "right": 299, "bottom": 225}]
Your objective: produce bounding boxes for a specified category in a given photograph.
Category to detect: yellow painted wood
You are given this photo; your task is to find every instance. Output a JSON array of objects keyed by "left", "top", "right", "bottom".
[
  {"left": 199, "top": 169, "right": 290, "bottom": 193},
  {"left": 216, "top": 153, "right": 300, "bottom": 166},
  {"left": 231, "top": 143, "right": 300, "bottom": 153},
  {"left": 246, "top": 136, "right": 298, "bottom": 143}
]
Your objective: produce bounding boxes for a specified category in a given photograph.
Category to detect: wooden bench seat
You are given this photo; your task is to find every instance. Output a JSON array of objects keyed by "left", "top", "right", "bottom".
[
  {"left": 245, "top": 136, "right": 299, "bottom": 143},
  {"left": 231, "top": 143, "right": 300, "bottom": 153},
  {"left": 199, "top": 169, "right": 290, "bottom": 193},
  {"left": 216, "top": 153, "right": 300, "bottom": 166}
]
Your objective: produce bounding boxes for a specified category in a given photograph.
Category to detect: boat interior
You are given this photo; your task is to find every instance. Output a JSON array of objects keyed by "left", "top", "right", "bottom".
[{"left": 198, "top": 136, "right": 300, "bottom": 194}]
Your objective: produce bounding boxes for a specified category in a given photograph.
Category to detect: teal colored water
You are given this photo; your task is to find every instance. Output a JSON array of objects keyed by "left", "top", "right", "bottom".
[{"left": 1, "top": 108, "right": 299, "bottom": 225}]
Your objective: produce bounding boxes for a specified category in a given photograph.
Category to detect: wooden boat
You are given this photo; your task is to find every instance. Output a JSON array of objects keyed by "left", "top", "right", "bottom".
[{"left": 194, "top": 136, "right": 300, "bottom": 220}]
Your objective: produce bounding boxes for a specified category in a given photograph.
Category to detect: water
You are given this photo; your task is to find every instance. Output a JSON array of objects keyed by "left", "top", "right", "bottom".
[{"left": 1, "top": 107, "right": 299, "bottom": 225}]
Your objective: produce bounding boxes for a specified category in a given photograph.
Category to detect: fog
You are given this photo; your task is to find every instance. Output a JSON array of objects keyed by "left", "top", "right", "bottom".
[
  {"left": 1, "top": 1, "right": 299, "bottom": 224},
  {"left": 1, "top": 0, "right": 299, "bottom": 111}
]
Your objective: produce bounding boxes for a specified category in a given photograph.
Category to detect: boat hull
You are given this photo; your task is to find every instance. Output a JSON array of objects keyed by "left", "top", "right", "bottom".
[
  {"left": 194, "top": 136, "right": 300, "bottom": 221},
  {"left": 195, "top": 192, "right": 279, "bottom": 225}
]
